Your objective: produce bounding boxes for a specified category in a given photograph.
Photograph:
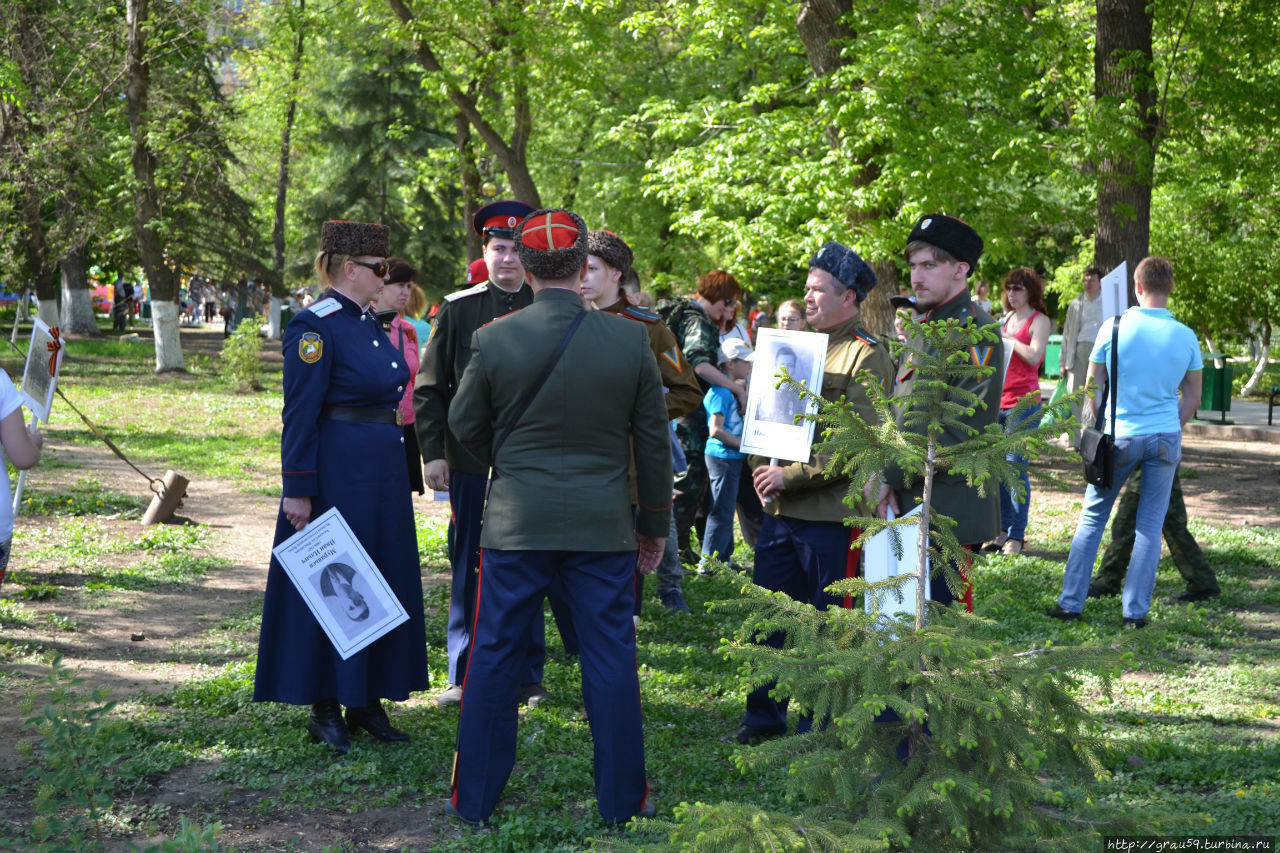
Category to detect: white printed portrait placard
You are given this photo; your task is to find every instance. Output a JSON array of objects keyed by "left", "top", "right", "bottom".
[
  {"left": 1100, "top": 261, "right": 1129, "bottom": 323},
  {"left": 20, "top": 319, "right": 64, "bottom": 423},
  {"left": 863, "top": 505, "right": 930, "bottom": 623},
  {"left": 271, "top": 506, "right": 409, "bottom": 660},
  {"left": 740, "top": 328, "right": 829, "bottom": 463}
]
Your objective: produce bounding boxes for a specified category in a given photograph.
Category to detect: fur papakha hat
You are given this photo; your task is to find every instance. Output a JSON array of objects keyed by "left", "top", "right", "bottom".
[
  {"left": 809, "top": 241, "right": 876, "bottom": 303},
  {"left": 587, "top": 230, "right": 633, "bottom": 275},
  {"left": 321, "top": 220, "right": 390, "bottom": 258},
  {"left": 516, "top": 208, "right": 588, "bottom": 280}
]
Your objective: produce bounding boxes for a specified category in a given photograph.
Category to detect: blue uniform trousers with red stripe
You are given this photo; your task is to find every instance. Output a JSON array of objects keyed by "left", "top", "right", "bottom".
[
  {"left": 451, "top": 548, "right": 648, "bottom": 823},
  {"left": 741, "top": 515, "right": 967, "bottom": 733},
  {"left": 446, "top": 472, "right": 545, "bottom": 686}
]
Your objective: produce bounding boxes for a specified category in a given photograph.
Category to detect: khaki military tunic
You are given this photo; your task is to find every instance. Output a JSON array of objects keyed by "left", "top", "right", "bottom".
[{"left": 751, "top": 317, "right": 894, "bottom": 523}]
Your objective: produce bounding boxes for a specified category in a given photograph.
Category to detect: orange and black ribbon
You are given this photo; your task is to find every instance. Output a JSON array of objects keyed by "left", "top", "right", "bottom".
[{"left": 46, "top": 326, "right": 61, "bottom": 376}]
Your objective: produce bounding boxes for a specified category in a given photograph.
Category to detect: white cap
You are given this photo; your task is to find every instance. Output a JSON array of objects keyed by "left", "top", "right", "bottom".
[{"left": 718, "top": 338, "right": 755, "bottom": 363}]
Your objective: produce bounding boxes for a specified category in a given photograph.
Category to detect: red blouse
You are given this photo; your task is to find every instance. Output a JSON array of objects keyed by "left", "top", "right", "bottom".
[{"left": 1001, "top": 310, "right": 1043, "bottom": 409}]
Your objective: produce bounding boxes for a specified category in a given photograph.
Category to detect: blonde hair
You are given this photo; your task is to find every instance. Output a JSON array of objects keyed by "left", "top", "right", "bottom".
[
  {"left": 777, "top": 298, "right": 806, "bottom": 330},
  {"left": 406, "top": 283, "right": 427, "bottom": 318},
  {"left": 315, "top": 252, "right": 352, "bottom": 289}
]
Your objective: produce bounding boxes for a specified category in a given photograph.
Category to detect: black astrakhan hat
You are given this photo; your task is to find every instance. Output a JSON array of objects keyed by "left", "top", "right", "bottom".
[
  {"left": 321, "top": 220, "right": 390, "bottom": 257},
  {"left": 587, "top": 230, "right": 633, "bottom": 275},
  {"left": 473, "top": 200, "right": 536, "bottom": 239},
  {"left": 809, "top": 241, "right": 876, "bottom": 303},
  {"left": 907, "top": 213, "right": 983, "bottom": 275},
  {"left": 516, "top": 208, "right": 588, "bottom": 280}
]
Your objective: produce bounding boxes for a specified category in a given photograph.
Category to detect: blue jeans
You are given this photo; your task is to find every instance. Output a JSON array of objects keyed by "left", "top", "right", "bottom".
[
  {"left": 699, "top": 454, "right": 743, "bottom": 570},
  {"left": 998, "top": 402, "right": 1042, "bottom": 540},
  {"left": 1057, "top": 432, "right": 1182, "bottom": 619}
]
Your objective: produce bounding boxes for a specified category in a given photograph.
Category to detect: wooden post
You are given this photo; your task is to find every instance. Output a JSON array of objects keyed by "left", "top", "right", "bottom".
[{"left": 141, "top": 470, "right": 188, "bottom": 525}]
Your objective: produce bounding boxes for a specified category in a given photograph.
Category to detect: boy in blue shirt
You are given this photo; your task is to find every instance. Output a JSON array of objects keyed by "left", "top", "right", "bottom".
[{"left": 698, "top": 338, "right": 754, "bottom": 575}]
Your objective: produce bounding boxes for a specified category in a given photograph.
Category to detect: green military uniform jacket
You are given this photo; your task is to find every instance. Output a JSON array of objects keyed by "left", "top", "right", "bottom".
[
  {"left": 884, "top": 290, "right": 1004, "bottom": 544},
  {"left": 448, "top": 287, "right": 673, "bottom": 551},
  {"left": 415, "top": 279, "right": 533, "bottom": 476},
  {"left": 751, "top": 317, "right": 894, "bottom": 523},
  {"left": 601, "top": 296, "right": 702, "bottom": 420}
]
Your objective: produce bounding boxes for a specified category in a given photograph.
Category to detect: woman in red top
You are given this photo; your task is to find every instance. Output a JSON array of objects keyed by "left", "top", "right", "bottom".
[
  {"left": 989, "top": 267, "right": 1050, "bottom": 555},
  {"left": 371, "top": 258, "right": 425, "bottom": 495}
]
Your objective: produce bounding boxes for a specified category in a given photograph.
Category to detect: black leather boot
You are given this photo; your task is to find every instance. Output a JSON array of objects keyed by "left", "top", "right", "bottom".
[
  {"left": 307, "top": 699, "right": 351, "bottom": 754},
  {"left": 345, "top": 699, "right": 409, "bottom": 743}
]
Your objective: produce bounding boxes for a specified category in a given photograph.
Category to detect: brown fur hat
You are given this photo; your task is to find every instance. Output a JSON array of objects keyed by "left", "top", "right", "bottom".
[
  {"left": 321, "top": 220, "right": 390, "bottom": 257},
  {"left": 515, "top": 209, "right": 588, "bottom": 281},
  {"left": 587, "top": 230, "right": 633, "bottom": 275}
]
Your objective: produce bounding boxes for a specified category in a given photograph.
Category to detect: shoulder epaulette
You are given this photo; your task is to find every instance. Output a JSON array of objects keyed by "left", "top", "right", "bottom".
[
  {"left": 308, "top": 297, "right": 340, "bottom": 317},
  {"left": 444, "top": 283, "right": 488, "bottom": 303},
  {"left": 852, "top": 328, "right": 880, "bottom": 346},
  {"left": 621, "top": 305, "right": 660, "bottom": 324}
]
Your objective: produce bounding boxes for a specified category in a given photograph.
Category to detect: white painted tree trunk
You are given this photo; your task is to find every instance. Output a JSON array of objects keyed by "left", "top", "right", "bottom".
[
  {"left": 60, "top": 283, "right": 101, "bottom": 335},
  {"left": 36, "top": 297, "right": 59, "bottom": 329},
  {"left": 268, "top": 296, "right": 283, "bottom": 340},
  {"left": 151, "top": 300, "right": 186, "bottom": 372}
]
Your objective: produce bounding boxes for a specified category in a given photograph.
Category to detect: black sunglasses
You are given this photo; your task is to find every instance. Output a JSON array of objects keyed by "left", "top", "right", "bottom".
[{"left": 350, "top": 259, "right": 388, "bottom": 278}]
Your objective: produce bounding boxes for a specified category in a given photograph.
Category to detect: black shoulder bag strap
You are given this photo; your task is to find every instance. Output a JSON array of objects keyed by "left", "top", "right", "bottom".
[
  {"left": 491, "top": 309, "right": 587, "bottom": 461},
  {"left": 1097, "top": 315, "right": 1119, "bottom": 441}
]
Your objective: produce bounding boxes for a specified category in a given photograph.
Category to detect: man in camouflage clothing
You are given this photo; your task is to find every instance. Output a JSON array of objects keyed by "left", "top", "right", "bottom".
[
  {"left": 663, "top": 270, "right": 745, "bottom": 561},
  {"left": 1088, "top": 467, "right": 1220, "bottom": 602}
]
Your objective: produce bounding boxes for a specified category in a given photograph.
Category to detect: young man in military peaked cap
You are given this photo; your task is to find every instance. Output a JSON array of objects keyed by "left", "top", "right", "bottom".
[
  {"left": 415, "top": 199, "right": 554, "bottom": 709},
  {"left": 725, "top": 240, "right": 894, "bottom": 745},
  {"left": 874, "top": 213, "right": 1003, "bottom": 604},
  {"left": 582, "top": 230, "right": 701, "bottom": 614},
  {"left": 445, "top": 208, "right": 670, "bottom": 827}
]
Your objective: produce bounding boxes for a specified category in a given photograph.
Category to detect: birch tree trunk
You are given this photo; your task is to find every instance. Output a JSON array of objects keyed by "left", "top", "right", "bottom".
[{"left": 1241, "top": 320, "right": 1271, "bottom": 397}]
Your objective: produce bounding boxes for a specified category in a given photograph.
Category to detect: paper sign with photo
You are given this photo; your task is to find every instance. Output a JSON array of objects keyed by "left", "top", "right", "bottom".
[
  {"left": 271, "top": 506, "right": 409, "bottom": 660},
  {"left": 1100, "top": 261, "right": 1129, "bottom": 322},
  {"left": 20, "top": 319, "right": 64, "bottom": 423},
  {"left": 740, "top": 328, "right": 829, "bottom": 463},
  {"left": 862, "top": 505, "right": 930, "bottom": 622}
]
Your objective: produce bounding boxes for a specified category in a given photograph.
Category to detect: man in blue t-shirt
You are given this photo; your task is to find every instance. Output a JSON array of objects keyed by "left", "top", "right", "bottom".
[{"left": 1050, "top": 256, "right": 1203, "bottom": 628}]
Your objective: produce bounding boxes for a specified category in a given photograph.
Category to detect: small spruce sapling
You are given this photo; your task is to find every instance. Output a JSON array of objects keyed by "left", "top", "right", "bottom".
[{"left": 610, "top": 316, "right": 1163, "bottom": 852}]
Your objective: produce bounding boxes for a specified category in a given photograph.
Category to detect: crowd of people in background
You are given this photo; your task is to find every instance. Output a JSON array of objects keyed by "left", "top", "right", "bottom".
[{"left": 233, "top": 196, "right": 1210, "bottom": 829}]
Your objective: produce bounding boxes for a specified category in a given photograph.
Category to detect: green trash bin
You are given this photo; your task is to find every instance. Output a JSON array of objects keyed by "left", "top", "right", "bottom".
[
  {"left": 1199, "top": 353, "right": 1233, "bottom": 424},
  {"left": 281, "top": 308, "right": 295, "bottom": 329},
  {"left": 1044, "top": 334, "right": 1063, "bottom": 378},
  {"left": 141, "top": 301, "right": 152, "bottom": 321}
]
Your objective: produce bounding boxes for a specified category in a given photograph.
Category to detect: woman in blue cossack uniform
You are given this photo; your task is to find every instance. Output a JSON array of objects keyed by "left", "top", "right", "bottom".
[{"left": 253, "top": 220, "right": 428, "bottom": 755}]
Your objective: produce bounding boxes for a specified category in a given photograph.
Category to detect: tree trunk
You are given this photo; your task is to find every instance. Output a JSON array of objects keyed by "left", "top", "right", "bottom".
[
  {"left": 455, "top": 112, "right": 483, "bottom": 264},
  {"left": 386, "top": 0, "right": 541, "bottom": 207},
  {"left": 268, "top": 296, "right": 283, "bottom": 340},
  {"left": 1094, "top": 0, "right": 1158, "bottom": 300},
  {"left": 59, "top": 243, "right": 102, "bottom": 336},
  {"left": 21, "top": 188, "right": 56, "bottom": 313},
  {"left": 1241, "top": 319, "right": 1271, "bottom": 397},
  {"left": 268, "top": 0, "right": 306, "bottom": 337},
  {"left": 795, "top": 0, "right": 898, "bottom": 338},
  {"left": 150, "top": 300, "right": 184, "bottom": 371},
  {"left": 861, "top": 260, "right": 898, "bottom": 342},
  {"left": 125, "top": 0, "right": 183, "bottom": 371}
]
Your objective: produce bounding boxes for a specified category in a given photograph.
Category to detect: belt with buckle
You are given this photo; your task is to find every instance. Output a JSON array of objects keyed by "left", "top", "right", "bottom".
[{"left": 321, "top": 406, "right": 402, "bottom": 426}]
